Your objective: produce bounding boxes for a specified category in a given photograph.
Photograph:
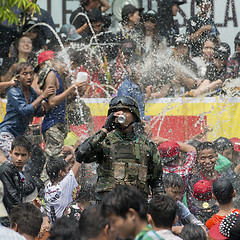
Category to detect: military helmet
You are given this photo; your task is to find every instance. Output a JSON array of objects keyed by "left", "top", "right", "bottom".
[{"left": 108, "top": 96, "right": 141, "bottom": 122}]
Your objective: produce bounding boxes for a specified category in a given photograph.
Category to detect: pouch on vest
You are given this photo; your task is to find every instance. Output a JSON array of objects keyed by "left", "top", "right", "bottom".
[{"left": 113, "top": 162, "right": 125, "bottom": 180}]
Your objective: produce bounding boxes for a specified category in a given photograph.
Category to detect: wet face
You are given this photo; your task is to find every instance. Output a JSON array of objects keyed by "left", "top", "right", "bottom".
[
  {"left": 198, "top": 1, "right": 211, "bottom": 15},
  {"left": 129, "top": 11, "right": 140, "bottom": 25},
  {"left": 198, "top": 148, "right": 218, "bottom": 173},
  {"left": 172, "top": 4, "right": 179, "bottom": 16},
  {"left": 165, "top": 186, "right": 184, "bottom": 202},
  {"left": 222, "top": 148, "right": 233, "bottom": 160},
  {"left": 108, "top": 212, "right": 135, "bottom": 240},
  {"left": 176, "top": 44, "right": 189, "bottom": 58},
  {"left": 114, "top": 108, "right": 136, "bottom": 128},
  {"left": 213, "top": 57, "right": 227, "bottom": 69},
  {"left": 92, "top": 21, "right": 102, "bottom": 34},
  {"left": 144, "top": 19, "right": 156, "bottom": 31},
  {"left": 90, "top": 0, "right": 100, "bottom": 9},
  {"left": 10, "top": 146, "right": 31, "bottom": 171},
  {"left": 18, "top": 36, "right": 32, "bottom": 54},
  {"left": 202, "top": 40, "right": 215, "bottom": 61},
  {"left": 236, "top": 43, "right": 240, "bottom": 53},
  {"left": 19, "top": 66, "right": 34, "bottom": 88}
]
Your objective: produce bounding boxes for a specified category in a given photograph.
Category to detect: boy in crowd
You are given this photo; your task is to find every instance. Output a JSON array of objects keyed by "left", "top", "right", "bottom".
[
  {"left": 0, "top": 62, "right": 54, "bottom": 160},
  {"left": 43, "top": 156, "right": 82, "bottom": 223},
  {"left": 206, "top": 178, "right": 240, "bottom": 230},
  {"left": 148, "top": 194, "right": 183, "bottom": 240},
  {"left": 214, "top": 137, "right": 234, "bottom": 162},
  {"left": 154, "top": 137, "right": 197, "bottom": 190},
  {"left": 101, "top": 185, "right": 164, "bottom": 240},
  {"left": 0, "top": 136, "right": 35, "bottom": 226},
  {"left": 10, "top": 203, "right": 43, "bottom": 240},
  {"left": 187, "top": 142, "right": 219, "bottom": 214},
  {"left": 163, "top": 173, "right": 205, "bottom": 235},
  {"left": 79, "top": 205, "right": 117, "bottom": 240},
  {"left": 192, "top": 180, "right": 218, "bottom": 223}
]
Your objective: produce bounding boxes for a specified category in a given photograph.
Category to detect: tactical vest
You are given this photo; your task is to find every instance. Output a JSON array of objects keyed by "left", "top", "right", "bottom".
[{"left": 97, "top": 132, "right": 149, "bottom": 194}]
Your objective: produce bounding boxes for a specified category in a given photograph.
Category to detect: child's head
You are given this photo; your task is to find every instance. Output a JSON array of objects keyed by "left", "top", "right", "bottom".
[
  {"left": 46, "top": 157, "right": 69, "bottom": 183},
  {"left": 10, "top": 203, "right": 43, "bottom": 239},
  {"left": 79, "top": 205, "right": 116, "bottom": 240},
  {"left": 121, "top": 4, "right": 141, "bottom": 25},
  {"left": 10, "top": 135, "right": 32, "bottom": 171},
  {"left": 148, "top": 194, "right": 177, "bottom": 229},
  {"left": 213, "top": 178, "right": 235, "bottom": 205},
  {"left": 197, "top": 142, "right": 218, "bottom": 173},
  {"left": 158, "top": 141, "right": 180, "bottom": 166},
  {"left": 214, "top": 137, "right": 233, "bottom": 160},
  {"left": 101, "top": 186, "right": 147, "bottom": 240},
  {"left": 179, "top": 223, "right": 207, "bottom": 240},
  {"left": 163, "top": 173, "right": 184, "bottom": 202}
]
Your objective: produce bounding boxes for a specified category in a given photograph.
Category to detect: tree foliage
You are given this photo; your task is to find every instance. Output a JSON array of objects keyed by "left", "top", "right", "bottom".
[{"left": 0, "top": 0, "right": 40, "bottom": 25}]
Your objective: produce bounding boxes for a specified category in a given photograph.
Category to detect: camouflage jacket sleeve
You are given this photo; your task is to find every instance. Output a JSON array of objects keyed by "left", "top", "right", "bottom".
[
  {"left": 146, "top": 140, "right": 163, "bottom": 189},
  {"left": 75, "top": 130, "right": 107, "bottom": 164}
]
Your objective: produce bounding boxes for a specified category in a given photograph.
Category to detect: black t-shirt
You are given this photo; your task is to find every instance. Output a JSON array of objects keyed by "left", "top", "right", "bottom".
[
  {"left": 186, "top": 15, "right": 219, "bottom": 57},
  {"left": 205, "top": 64, "right": 227, "bottom": 82},
  {"left": 70, "top": 6, "right": 88, "bottom": 30}
]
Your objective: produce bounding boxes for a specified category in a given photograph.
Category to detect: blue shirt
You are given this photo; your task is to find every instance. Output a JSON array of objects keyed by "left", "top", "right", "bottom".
[
  {"left": 117, "top": 77, "right": 145, "bottom": 119},
  {"left": 0, "top": 85, "right": 40, "bottom": 137}
]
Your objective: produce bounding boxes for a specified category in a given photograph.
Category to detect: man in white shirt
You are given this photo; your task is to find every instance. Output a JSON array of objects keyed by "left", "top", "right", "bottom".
[
  {"left": 147, "top": 194, "right": 183, "bottom": 240},
  {"left": 43, "top": 156, "right": 81, "bottom": 223}
]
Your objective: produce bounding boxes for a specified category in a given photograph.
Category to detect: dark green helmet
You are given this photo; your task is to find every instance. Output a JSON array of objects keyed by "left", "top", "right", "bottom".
[{"left": 108, "top": 96, "right": 141, "bottom": 122}]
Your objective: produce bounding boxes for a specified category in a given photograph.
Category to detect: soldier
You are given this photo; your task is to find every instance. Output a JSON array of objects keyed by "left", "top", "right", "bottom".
[{"left": 75, "top": 96, "right": 163, "bottom": 199}]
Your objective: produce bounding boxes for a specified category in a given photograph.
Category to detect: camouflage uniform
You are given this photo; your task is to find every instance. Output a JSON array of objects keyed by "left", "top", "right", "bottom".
[{"left": 76, "top": 128, "right": 162, "bottom": 196}]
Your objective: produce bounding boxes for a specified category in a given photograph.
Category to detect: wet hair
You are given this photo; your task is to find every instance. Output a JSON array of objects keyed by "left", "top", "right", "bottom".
[
  {"left": 213, "top": 178, "right": 234, "bottom": 205},
  {"left": 197, "top": 141, "right": 216, "bottom": 155},
  {"left": 11, "top": 135, "right": 32, "bottom": 153},
  {"left": 79, "top": 205, "right": 109, "bottom": 240},
  {"left": 101, "top": 185, "right": 148, "bottom": 220},
  {"left": 88, "top": 8, "right": 102, "bottom": 23},
  {"left": 148, "top": 194, "right": 177, "bottom": 228},
  {"left": 46, "top": 157, "right": 68, "bottom": 183},
  {"left": 179, "top": 223, "right": 207, "bottom": 240},
  {"left": 187, "top": 139, "right": 202, "bottom": 150},
  {"left": 49, "top": 216, "right": 79, "bottom": 240},
  {"left": 213, "top": 137, "right": 233, "bottom": 153},
  {"left": 202, "top": 34, "right": 218, "bottom": 48},
  {"left": 15, "top": 62, "right": 33, "bottom": 76},
  {"left": 163, "top": 173, "right": 184, "bottom": 190},
  {"left": 10, "top": 203, "right": 43, "bottom": 238}
]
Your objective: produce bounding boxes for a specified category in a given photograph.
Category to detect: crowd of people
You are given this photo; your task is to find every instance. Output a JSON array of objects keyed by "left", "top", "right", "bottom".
[{"left": 1, "top": 0, "right": 240, "bottom": 239}]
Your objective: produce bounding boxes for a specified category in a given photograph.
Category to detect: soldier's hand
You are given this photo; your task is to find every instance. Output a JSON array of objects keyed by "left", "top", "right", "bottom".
[{"left": 103, "top": 112, "right": 118, "bottom": 132}]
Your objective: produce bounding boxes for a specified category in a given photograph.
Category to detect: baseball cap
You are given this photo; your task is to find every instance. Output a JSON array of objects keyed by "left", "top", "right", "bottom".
[
  {"left": 59, "top": 24, "right": 82, "bottom": 42},
  {"left": 192, "top": 180, "right": 216, "bottom": 210},
  {"left": 158, "top": 141, "right": 180, "bottom": 163},
  {"left": 34, "top": 50, "right": 55, "bottom": 73},
  {"left": 38, "top": 50, "right": 55, "bottom": 65},
  {"left": 0, "top": 180, "right": 8, "bottom": 218},
  {"left": 121, "top": 39, "right": 136, "bottom": 55},
  {"left": 229, "top": 138, "right": 240, "bottom": 152},
  {"left": 209, "top": 212, "right": 240, "bottom": 240},
  {"left": 121, "top": 4, "right": 144, "bottom": 22}
]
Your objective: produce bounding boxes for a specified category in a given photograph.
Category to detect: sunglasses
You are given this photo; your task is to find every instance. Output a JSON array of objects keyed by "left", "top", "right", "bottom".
[{"left": 145, "top": 18, "right": 157, "bottom": 24}]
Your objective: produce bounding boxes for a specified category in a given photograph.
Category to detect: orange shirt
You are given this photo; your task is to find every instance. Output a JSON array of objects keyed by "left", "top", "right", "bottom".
[{"left": 206, "top": 209, "right": 240, "bottom": 230}]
